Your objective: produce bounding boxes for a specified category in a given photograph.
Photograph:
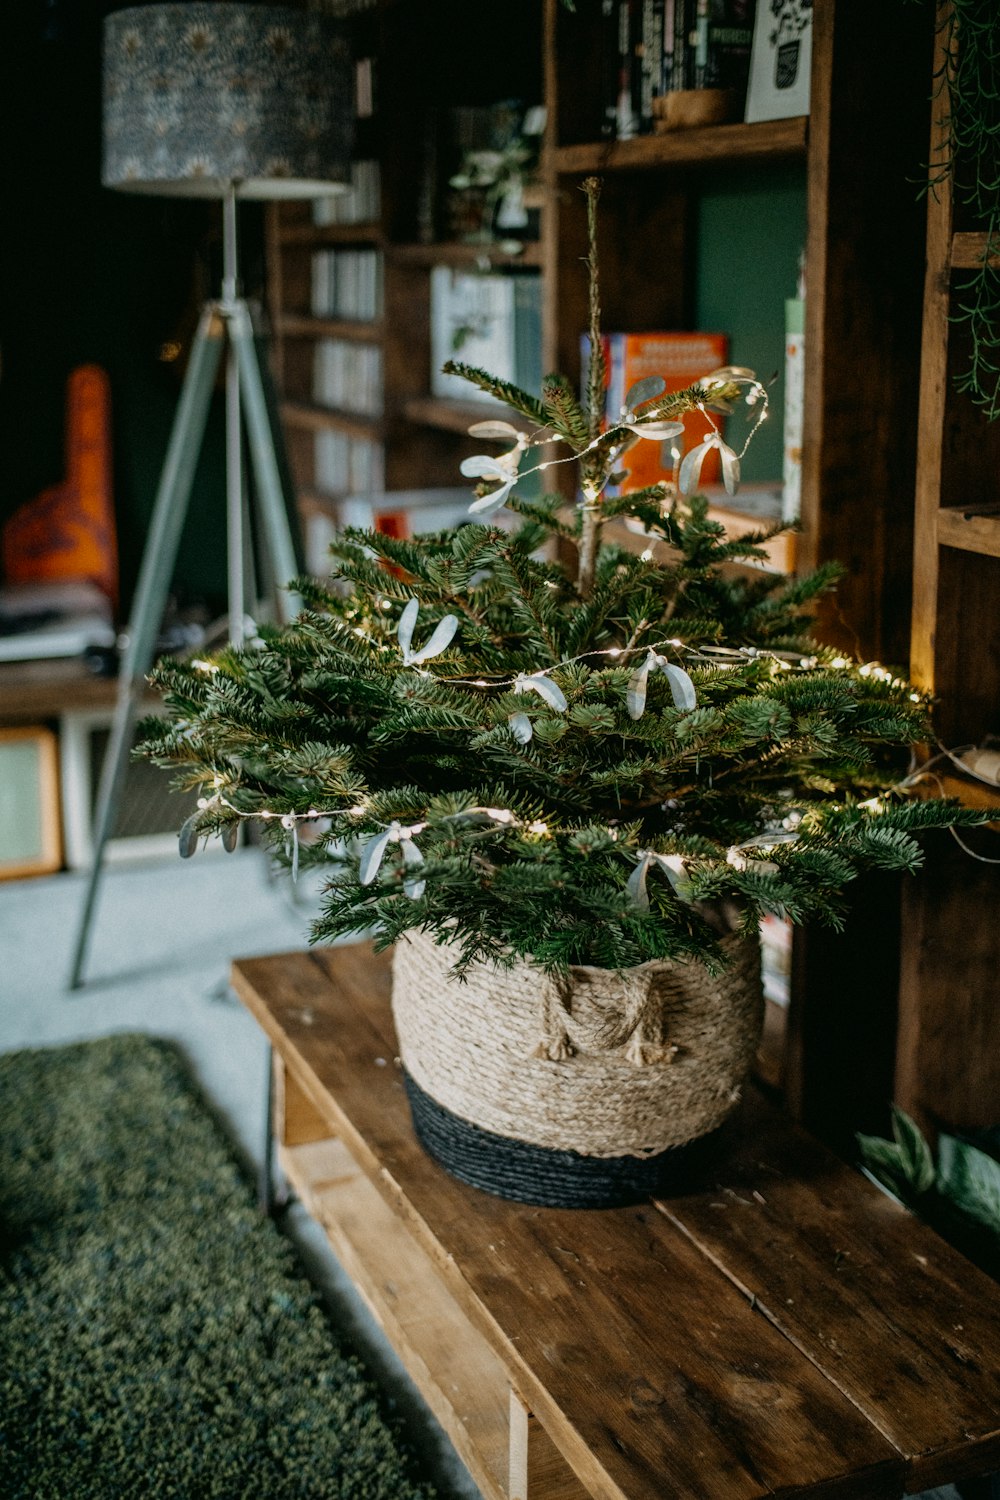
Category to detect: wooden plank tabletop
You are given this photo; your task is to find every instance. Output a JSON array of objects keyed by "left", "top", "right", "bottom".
[{"left": 231, "top": 942, "right": 1000, "bottom": 1500}]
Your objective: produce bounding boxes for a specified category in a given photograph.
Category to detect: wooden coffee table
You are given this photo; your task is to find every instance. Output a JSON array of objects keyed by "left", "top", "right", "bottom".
[{"left": 232, "top": 940, "right": 1000, "bottom": 1500}]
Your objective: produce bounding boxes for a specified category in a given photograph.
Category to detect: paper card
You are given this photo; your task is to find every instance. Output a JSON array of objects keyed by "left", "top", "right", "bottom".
[{"left": 744, "top": 0, "right": 813, "bottom": 123}]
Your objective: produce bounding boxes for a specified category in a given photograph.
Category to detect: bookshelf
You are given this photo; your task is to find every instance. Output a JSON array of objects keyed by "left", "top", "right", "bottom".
[
  {"left": 266, "top": 0, "right": 545, "bottom": 575},
  {"left": 895, "top": 1, "right": 1000, "bottom": 1140},
  {"left": 266, "top": 0, "right": 937, "bottom": 1150}
]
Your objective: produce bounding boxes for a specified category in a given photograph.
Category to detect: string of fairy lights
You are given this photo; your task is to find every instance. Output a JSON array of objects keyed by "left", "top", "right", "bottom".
[
  {"left": 182, "top": 366, "right": 999, "bottom": 886},
  {"left": 187, "top": 591, "right": 959, "bottom": 894}
]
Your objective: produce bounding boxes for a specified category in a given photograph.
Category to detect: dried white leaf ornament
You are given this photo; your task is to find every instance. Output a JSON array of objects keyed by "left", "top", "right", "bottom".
[
  {"left": 626, "top": 650, "right": 697, "bottom": 720},
  {"left": 508, "top": 672, "right": 568, "bottom": 743},
  {"left": 397, "top": 598, "right": 458, "bottom": 667},
  {"left": 678, "top": 432, "right": 741, "bottom": 496}
]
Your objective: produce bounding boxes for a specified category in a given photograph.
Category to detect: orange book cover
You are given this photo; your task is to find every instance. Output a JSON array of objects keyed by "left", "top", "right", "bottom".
[{"left": 590, "top": 331, "right": 729, "bottom": 490}]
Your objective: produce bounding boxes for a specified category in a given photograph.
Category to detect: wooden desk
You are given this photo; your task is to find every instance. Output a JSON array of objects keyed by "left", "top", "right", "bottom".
[{"left": 232, "top": 942, "right": 1000, "bottom": 1500}]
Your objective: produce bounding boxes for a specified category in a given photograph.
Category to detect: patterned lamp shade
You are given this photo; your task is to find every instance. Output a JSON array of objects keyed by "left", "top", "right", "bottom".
[{"left": 103, "top": 4, "right": 353, "bottom": 199}]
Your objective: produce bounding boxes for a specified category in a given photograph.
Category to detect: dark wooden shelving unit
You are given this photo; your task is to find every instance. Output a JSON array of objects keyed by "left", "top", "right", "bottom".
[{"left": 897, "top": 0, "right": 1000, "bottom": 1139}]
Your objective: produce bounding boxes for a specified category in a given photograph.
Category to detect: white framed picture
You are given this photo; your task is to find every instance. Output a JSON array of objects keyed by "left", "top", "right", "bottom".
[
  {"left": 58, "top": 710, "right": 219, "bottom": 869},
  {"left": 0, "top": 726, "right": 62, "bottom": 880},
  {"left": 745, "top": 0, "right": 813, "bottom": 123}
]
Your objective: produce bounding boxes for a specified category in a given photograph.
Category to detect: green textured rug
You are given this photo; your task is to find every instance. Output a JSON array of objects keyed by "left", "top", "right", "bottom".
[{"left": 0, "top": 1033, "right": 437, "bottom": 1500}]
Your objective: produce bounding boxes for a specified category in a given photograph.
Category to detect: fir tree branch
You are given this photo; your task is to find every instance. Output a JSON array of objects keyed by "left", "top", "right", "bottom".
[
  {"left": 439, "top": 360, "right": 549, "bottom": 427},
  {"left": 541, "top": 373, "right": 591, "bottom": 450}
]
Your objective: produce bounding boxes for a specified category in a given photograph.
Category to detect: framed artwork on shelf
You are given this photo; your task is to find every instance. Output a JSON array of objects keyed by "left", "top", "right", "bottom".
[
  {"left": 58, "top": 710, "right": 209, "bottom": 869},
  {"left": 0, "top": 726, "right": 62, "bottom": 880},
  {"left": 745, "top": 0, "right": 813, "bottom": 124}
]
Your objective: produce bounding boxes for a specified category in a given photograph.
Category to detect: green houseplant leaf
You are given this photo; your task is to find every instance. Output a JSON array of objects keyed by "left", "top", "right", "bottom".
[{"left": 937, "top": 1134, "right": 1000, "bottom": 1230}]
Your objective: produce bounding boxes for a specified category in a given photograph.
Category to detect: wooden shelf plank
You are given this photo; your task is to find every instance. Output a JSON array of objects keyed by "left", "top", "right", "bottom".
[
  {"left": 279, "top": 221, "right": 382, "bottom": 247},
  {"left": 297, "top": 486, "right": 344, "bottom": 514},
  {"left": 908, "top": 763, "right": 1000, "bottom": 823},
  {"left": 951, "top": 231, "right": 1000, "bottom": 270},
  {"left": 0, "top": 659, "right": 124, "bottom": 722},
  {"left": 387, "top": 240, "right": 544, "bottom": 269},
  {"left": 551, "top": 117, "right": 808, "bottom": 174},
  {"left": 401, "top": 396, "right": 540, "bottom": 436},
  {"left": 279, "top": 401, "right": 383, "bottom": 440},
  {"left": 937, "top": 505, "right": 1000, "bottom": 559},
  {"left": 277, "top": 314, "right": 384, "bottom": 342}
]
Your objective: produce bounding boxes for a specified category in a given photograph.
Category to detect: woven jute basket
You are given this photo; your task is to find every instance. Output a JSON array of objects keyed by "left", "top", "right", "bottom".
[{"left": 391, "top": 927, "right": 764, "bottom": 1208}]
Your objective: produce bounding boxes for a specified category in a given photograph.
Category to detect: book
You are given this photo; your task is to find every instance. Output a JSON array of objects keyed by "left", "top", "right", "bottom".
[
  {"left": 703, "top": 0, "right": 755, "bottom": 100},
  {"left": 615, "top": 0, "right": 639, "bottom": 139},
  {"left": 672, "top": 0, "right": 695, "bottom": 91},
  {"left": 431, "top": 268, "right": 542, "bottom": 404},
  {"left": 588, "top": 329, "right": 729, "bottom": 490},
  {"left": 599, "top": 0, "right": 620, "bottom": 137},
  {"left": 783, "top": 292, "right": 805, "bottom": 523},
  {"left": 639, "top": 0, "right": 665, "bottom": 130},
  {"left": 313, "top": 338, "right": 382, "bottom": 415}
]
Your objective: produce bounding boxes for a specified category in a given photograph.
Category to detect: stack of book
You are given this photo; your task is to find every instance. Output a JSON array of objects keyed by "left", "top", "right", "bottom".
[
  {"left": 313, "top": 338, "right": 382, "bottom": 415},
  {"left": 311, "top": 248, "right": 382, "bottom": 321},
  {"left": 313, "top": 431, "right": 385, "bottom": 499},
  {"left": 312, "top": 159, "right": 381, "bottom": 227},
  {"left": 602, "top": 0, "right": 756, "bottom": 139}
]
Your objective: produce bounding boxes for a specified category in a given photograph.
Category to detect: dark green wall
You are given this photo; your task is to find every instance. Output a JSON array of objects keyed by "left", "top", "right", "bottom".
[{"left": 695, "top": 163, "right": 807, "bottom": 485}]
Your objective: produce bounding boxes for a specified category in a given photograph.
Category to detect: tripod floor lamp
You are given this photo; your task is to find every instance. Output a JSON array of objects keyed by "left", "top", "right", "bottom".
[{"left": 69, "top": 3, "right": 352, "bottom": 988}]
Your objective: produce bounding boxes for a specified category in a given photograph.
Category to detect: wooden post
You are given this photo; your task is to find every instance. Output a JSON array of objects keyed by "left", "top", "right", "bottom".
[
  {"left": 508, "top": 1391, "right": 589, "bottom": 1500},
  {"left": 272, "top": 1054, "right": 331, "bottom": 1147}
]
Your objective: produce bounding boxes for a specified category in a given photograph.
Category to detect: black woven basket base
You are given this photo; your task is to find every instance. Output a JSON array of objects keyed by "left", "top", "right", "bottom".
[{"left": 402, "top": 1068, "right": 724, "bottom": 1209}]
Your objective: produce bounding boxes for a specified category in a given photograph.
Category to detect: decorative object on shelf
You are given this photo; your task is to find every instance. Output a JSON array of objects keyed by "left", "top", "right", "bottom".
[
  {"left": 653, "top": 86, "right": 738, "bottom": 132},
  {"left": 139, "top": 177, "right": 987, "bottom": 1207},
  {"left": 745, "top": 0, "right": 812, "bottom": 123},
  {"left": 1, "top": 365, "right": 118, "bottom": 607},
  {"left": 0, "top": 727, "right": 62, "bottom": 880},
  {"left": 445, "top": 103, "right": 545, "bottom": 247},
  {"left": 69, "top": 3, "right": 352, "bottom": 990}
]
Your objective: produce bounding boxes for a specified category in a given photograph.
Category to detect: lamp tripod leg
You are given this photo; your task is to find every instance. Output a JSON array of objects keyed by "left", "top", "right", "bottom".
[
  {"left": 68, "top": 306, "right": 226, "bottom": 990},
  {"left": 226, "top": 345, "right": 247, "bottom": 649},
  {"left": 229, "top": 301, "right": 302, "bottom": 621}
]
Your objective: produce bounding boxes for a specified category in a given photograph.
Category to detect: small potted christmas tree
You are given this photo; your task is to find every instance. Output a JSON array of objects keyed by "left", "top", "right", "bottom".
[{"left": 140, "top": 180, "right": 984, "bottom": 1208}]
